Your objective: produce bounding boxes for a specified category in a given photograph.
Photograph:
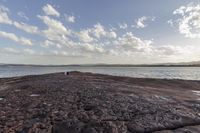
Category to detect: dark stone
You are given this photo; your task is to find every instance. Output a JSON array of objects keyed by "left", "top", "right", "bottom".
[{"left": 83, "top": 104, "right": 96, "bottom": 111}]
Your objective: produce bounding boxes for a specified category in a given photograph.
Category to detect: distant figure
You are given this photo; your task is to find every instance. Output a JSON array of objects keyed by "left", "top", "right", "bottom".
[{"left": 64, "top": 72, "right": 69, "bottom": 75}]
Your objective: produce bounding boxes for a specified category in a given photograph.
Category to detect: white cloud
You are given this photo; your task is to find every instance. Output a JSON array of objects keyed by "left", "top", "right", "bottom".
[
  {"left": 173, "top": 3, "right": 200, "bottom": 38},
  {"left": 156, "top": 45, "right": 181, "bottom": 56},
  {"left": 154, "top": 45, "right": 195, "bottom": 61},
  {"left": 38, "top": 15, "right": 70, "bottom": 36},
  {"left": 38, "top": 15, "right": 74, "bottom": 48},
  {"left": 75, "top": 23, "right": 117, "bottom": 44},
  {"left": 0, "top": 30, "right": 32, "bottom": 46},
  {"left": 92, "top": 23, "right": 106, "bottom": 38},
  {"left": 133, "top": 16, "right": 155, "bottom": 29},
  {"left": 77, "top": 29, "right": 94, "bottom": 43},
  {"left": 119, "top": 23, "right": 128, "bottom": 29},
  {"left": 66, "top": 15, "right": 75, "bottom": 23},
  {"left": 79, "top": 43, "right": 105, "bottom": 54},
  {"left": 91, "top": 23, "right": 117, "bottom": 39},
  {"left": 36, "top": 18, "right": 184, "bottom": 59},
  {"left": 0, "top": 4, "right": 196, "bottom": 63},
  {"left": 103, "top": 32, "right": 192, "bottom": 59},
  {"left": 13, "top": 22, "right": 39, "bottom": 34},
  {"left": 41, "top": 40, "right": 54, "bottom": 48},
  {"left": 50, "top": 50, "right": 84, "bottom": 57},
  {"left": 17, "top": 11, "right": 29, "bottom": 20},
  {"left": 40, "top": 40, "right": 63, "bottom": 49},
  {"left": 0, "top": 6, "right": 40, "bottom": 35},
  {"left": 167, "top": 19, "right": 174, "bottom": 27},
  {"left": 0, "top": 5, "right": 9, "bottom": 12},
  {"left": 136, "top": 16, "right": 148, "bottom": 28},
  {"left": 108, "top": 31, "right": 117, "bottom": 38},
  {"left": 42, "top": 4, "right": 60, "bottom": 17},
  {"left": 0, "top": 5, "right": 12, "bottom": 24},
  {"left": 115, "top": 32, "right": 153, "bottom": 53}
]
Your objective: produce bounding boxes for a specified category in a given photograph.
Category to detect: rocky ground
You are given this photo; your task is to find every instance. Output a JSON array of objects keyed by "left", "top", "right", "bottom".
[{"left": 0, "top": 71, "right": 200, "bottom": 133}]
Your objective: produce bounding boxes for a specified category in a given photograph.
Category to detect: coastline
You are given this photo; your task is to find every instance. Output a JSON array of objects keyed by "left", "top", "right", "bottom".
[{"left": 0, "top": 71, "right": 200, "bottom": 132}]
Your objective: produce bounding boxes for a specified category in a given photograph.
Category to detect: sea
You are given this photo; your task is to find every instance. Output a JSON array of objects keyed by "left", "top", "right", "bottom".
[{"left": 0, "top": 65, "right": 200, "bottom": 80}]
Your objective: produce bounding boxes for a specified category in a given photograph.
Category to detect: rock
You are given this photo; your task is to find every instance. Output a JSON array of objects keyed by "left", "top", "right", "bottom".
[
  {"left": 52, "top": 121, "right": 84, "bottom": 133},
  {"left": 83, "top": 104, "right": 96, "bottom": 111},
  {"left": 81, "top": 127, "right": 97, "bottom": 133},
  {"left": 1, "top": 72, "right": 200, "bottom": 132}
]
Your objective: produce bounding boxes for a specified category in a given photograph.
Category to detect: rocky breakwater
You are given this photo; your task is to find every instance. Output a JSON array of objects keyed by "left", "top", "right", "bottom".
[{"left": 0, "top": 71, "right": 200, "bottom": 133}]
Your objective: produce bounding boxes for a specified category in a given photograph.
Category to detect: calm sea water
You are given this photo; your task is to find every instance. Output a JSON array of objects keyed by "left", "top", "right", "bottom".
[{"left": 0, "top": 66, "right": 200, "bottom": 80}]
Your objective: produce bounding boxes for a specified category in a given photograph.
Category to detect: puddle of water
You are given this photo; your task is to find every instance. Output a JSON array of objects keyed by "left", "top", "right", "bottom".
[
  {"left": 192, "top": 91, "right": 200, "bottom": 96},
  {"left": 154, "top": 95, "right": 169, "bottom": 101},
  {"left": 30, "top": 94, "right": 40, "bottom": 97},
  {"left": 0, "top": 98, "right": 4, "bottom": 101}
]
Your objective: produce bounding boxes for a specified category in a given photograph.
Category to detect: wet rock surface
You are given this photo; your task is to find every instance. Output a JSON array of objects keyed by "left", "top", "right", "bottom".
[{"left": 0, "top": 71, "right": 200, "bottom": 133}]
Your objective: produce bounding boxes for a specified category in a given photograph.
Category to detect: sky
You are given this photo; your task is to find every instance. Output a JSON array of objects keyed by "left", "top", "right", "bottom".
[{"left": 0, "top": 0, "right": 200, "bottom": 65}]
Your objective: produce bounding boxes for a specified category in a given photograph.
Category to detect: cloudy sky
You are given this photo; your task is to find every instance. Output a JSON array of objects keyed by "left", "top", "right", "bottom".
[{"left": 0, "top": 0, "right": 200, "bottom": 64}]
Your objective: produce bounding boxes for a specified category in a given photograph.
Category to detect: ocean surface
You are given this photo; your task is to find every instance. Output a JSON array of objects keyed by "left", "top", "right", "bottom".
[{"left": 0, "top": 66, "right": 200, "bottom": 80}]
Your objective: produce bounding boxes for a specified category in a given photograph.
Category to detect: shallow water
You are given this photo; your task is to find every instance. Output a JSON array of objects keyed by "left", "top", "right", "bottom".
[{"left": 0, "top": 66, "right": 200, "bottom": 80}]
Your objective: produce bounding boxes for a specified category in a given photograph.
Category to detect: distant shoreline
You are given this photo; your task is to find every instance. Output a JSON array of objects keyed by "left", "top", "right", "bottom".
[
  {"left": 1, "top": 66, "right": 200, "bottom": 80},
  {"left": 1, "top": 64, "right": 200, "bottom": 67}
]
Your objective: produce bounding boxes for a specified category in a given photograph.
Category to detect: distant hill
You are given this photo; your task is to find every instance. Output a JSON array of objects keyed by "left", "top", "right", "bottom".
[{"left": 154, "top": 61, "right": 200, "bottom": 66}]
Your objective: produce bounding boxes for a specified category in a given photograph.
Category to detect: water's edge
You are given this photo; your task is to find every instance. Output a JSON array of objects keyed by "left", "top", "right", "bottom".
[{"left": 1, "top": 66, "right": 200, "bottom": 80}]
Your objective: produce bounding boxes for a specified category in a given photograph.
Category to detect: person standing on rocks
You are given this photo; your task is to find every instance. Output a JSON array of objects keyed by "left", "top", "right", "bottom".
[{"left": 64, "top": 72, "right": 69, "bottom": 75}]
